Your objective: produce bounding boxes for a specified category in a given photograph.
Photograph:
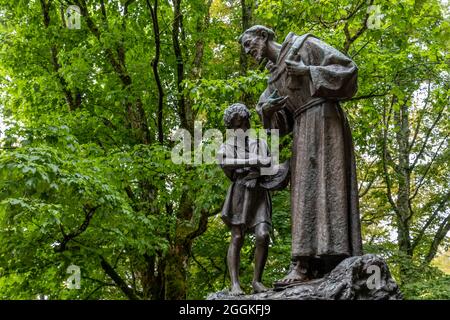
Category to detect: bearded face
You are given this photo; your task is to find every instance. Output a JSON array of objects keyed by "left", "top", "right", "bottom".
[{"left": 241, "top": 33, "right": 267, "bottom": 62}]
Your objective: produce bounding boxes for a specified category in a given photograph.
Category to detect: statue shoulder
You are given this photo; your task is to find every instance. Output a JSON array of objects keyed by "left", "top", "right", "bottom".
[
  {"left": 283, "top": 32, "right": 297, "bottom": 43},
  {"left": 291, "top": 33, "right": 320, "bottom": 50}
]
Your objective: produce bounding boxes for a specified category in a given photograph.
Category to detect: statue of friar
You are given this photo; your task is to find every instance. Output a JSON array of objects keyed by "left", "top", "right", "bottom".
[{"left": 239, "top": 25, "right": 363, "bottom": 289}]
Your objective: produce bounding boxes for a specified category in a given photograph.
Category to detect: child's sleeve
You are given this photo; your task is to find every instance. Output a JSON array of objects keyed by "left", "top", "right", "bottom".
[{"left": 217, "top": 143, "right": 235, "bottom": 180}]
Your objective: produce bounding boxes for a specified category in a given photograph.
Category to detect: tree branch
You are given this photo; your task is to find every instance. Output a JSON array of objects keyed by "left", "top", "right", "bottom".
[
  {"left": 343, "top": 0, "right": 373, "bottom": 54},
  {"left": 99, "top": 255, "right": 140, "bottom": 300},
  {"left": 55, "top": 204, "right": 99, "bottom": 252},
  {"left": 190, "top": 252, "right": 214, "bottom": 292},
  {"left": 239, "top": 0, "right": 253, "bottom": 74},
  {"left": 411, "top": 192, "right": 450, "bottom": 251},
  {"left": 100, "top": 0, "right": 108, "bottom": 25},
  {"left": 359, "top": 176, "right": 377, "bottom": 198},
  {"left": 349, "top": 91, "right": 389, "bottom": 101},
  {"left": 40, "top": 0, "right": 80, "bottom": 111},
  {"left": 344, "top": 0, "right": 366, "bottom": 21},
  {"left": 75, "top": 0, "right": 150, "bottom": 144},
  {"left": 192, "top": 0, "right": 213, "bottom": 79},
  {"left": 408, "top": 81, "right": 431, "bottom": 152},
  {"left": 410, "top": 104, "right": 446, "bottom": 171},
  {"left": 382, "top": 96, "right": 399, "bottom": 215},
  {"left": 409, "top": 134, "right": 448, "bottom": 201},
  {"left": 186, "top": 207, "right": 221, "bottom": 242},
  {"left": 172, "top": 0, "right": 191, "bottom": 132},
  {"left": 424, "top": 213, "right": 450, "bottom": 264},
  {"left": 146, "top": 0, "right": 164, "bottom": 144},
  {"left": 75, "top": 0, "right": 130, "bottom": 85}
]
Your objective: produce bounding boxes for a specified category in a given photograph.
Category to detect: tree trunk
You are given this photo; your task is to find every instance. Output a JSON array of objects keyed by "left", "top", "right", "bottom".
[
  {"left": 239, "top": 0, "right": 253, "bottom": 75},
  {"left": 164, "top": 244, "right": 189, "bottom": 300},
  {"left": 161, "top": 0, "right": 214, "bottom": 300},
  {"left": 172, "top": 0, "right": 193, "bottom": 134},
  {"left": 394, "top": 101, "right": 413, "bottom": 283},
  {"left": 147, "top": 0, "right": 164, "bottom": 144}
]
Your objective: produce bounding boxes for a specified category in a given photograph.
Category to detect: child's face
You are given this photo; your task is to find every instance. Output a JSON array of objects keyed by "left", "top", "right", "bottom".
[{"left": 230, "top": 114, "right": 250, "bottom": 131}]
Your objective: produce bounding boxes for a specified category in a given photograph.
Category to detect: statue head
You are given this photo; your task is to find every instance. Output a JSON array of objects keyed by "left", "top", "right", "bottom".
[
  {"left": 239, "top": 25, "right": 275, "bottom": 62},
  {"left": 224, "top": 103, "right": 251, "bottom": 131}
]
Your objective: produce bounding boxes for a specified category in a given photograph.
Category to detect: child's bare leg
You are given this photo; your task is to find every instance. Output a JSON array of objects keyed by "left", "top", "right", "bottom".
[
  {"left": 228, "top": 225, "right": 244, "bottom": 295},
  {"left": 253, "top": 223, "right": 270, "bottom": 293}
]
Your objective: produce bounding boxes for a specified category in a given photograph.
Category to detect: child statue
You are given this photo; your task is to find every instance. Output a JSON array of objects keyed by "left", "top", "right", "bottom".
[{"left": 217, "top": 103, "right": 288, "bottom": 295}]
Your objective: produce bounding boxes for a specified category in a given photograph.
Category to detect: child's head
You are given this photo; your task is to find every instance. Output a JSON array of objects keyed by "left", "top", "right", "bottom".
[{"left": 223, "top": 103, "right": 251, "bottom": 130}]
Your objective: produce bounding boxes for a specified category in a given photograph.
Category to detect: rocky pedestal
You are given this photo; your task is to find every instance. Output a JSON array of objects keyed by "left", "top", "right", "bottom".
[{"left": 207, "top": 254, "right": 402, "bottom": 300}]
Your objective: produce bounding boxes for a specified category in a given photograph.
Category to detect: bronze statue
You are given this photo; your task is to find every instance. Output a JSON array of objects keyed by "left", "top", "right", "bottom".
[
  {"left": 239, "top": 25, "right": 363, "bottom": 289},
  {"left": 217, "top": 103, "right": 273, "bottom": 295}
]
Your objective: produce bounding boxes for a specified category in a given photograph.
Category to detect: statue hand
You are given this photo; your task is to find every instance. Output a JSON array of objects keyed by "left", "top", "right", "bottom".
[
  {"left": 261, "top": 91, "right": 288, "bottom": 118},
  {"left": 285, "top": 59, "right": 310, "bottom": 76},
  {"left": 244, "top": 179, "right": 257, "bottom": 188}
]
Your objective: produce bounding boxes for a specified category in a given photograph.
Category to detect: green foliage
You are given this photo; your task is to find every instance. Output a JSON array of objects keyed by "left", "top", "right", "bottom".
[
  {"left": 184, "top": 70, "right": 268, "bottom": 128},
  {"left": 0, "top": 0, "right": 448, "bottom": 299},
  {"left": 396, "top": 259, "right": 450, "bottom": 300}
]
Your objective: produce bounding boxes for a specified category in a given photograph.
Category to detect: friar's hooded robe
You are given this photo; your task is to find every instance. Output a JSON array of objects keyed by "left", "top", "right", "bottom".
[{"left": 257, "top": 32, "right": 363, "bottom": 258}]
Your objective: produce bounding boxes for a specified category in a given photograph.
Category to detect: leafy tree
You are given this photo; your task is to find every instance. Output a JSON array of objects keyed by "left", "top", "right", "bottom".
[{"left": 0, "top": 0, "right": 448, "bottom": 300}]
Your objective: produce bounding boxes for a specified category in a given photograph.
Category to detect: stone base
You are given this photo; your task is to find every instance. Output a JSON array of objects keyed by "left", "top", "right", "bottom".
[{"left": 207, "top": 254, "right": 402, "bottom": 300}]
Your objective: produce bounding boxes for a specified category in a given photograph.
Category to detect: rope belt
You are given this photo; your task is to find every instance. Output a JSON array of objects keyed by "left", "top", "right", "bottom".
[{"left": 293, "top": 98, "right": 327, "bottom": 118}]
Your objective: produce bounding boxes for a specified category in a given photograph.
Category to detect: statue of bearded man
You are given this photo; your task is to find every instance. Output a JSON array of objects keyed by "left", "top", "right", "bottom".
[{"left": 239, "top": 25, "right": 363, "bottom": 288}]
